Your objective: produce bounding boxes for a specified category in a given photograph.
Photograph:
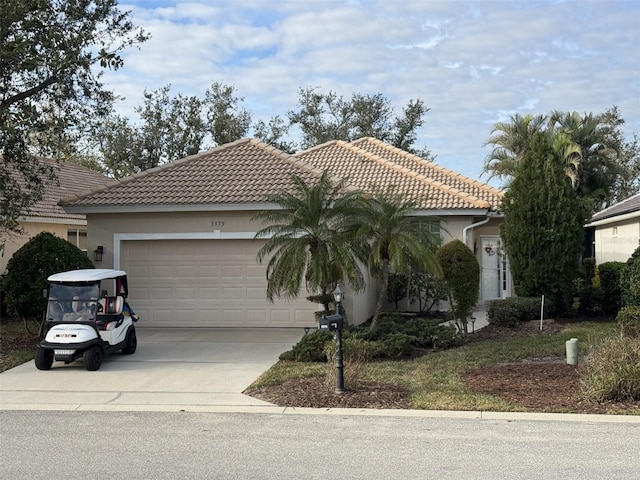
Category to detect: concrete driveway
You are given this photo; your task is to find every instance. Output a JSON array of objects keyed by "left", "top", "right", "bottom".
[{"left": 0, "top": 327, "right": 305, "bottom": 412}]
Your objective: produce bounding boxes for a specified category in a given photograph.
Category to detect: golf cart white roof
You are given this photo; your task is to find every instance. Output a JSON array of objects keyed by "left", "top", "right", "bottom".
[{"left": 48, "top": 269, "right": 127, "bottom": 282}]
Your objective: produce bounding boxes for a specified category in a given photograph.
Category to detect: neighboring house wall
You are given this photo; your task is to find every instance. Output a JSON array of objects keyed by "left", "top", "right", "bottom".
[
  {"left": 593, "top": 216, "right": 640, "bottom": 264},
  {"left": 1, "top": 220, "right": 86, "bottom": 274},
  {"left": 588, "top": 193, "right": 640, "bottom": 265},
  {"left": 0, "top": 157, "right": 111, "bottom": 274}
]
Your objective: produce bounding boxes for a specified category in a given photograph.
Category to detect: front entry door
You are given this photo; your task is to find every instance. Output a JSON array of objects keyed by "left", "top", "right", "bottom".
[{"left": 480, "top": 237, "right": 509, "bottom": 301}]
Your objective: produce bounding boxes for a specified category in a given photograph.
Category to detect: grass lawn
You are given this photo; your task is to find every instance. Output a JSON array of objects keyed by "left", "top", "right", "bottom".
[
  {"left": 248, "top": 319, "right": 636, "bottom": 413},
  {"left": 0, "top": 321, "right": 41, "bottom": 373}
]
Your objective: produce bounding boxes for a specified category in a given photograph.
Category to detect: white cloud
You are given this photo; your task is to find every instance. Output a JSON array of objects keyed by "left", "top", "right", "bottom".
[{"left": 105, "top": 0, "right": 639, "bottom": 186}]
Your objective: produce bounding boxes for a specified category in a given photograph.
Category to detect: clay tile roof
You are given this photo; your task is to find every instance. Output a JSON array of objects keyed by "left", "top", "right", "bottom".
[
  {"left": 1, "top": 156, "right": 113, "bottom": 221},
  {"left": 294, "top": 138, "right": 503, "bottom": 211},
  {"left": 60, "top": 139, "right": 321, "bottom": 208},
  {"left": 59, "top": 137, "right": 502, "bottom": 212}
]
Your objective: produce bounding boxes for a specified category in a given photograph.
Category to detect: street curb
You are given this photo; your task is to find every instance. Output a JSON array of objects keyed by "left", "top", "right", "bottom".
[{"left": 2, "top": 403, "right": 639, "bottom": 423}]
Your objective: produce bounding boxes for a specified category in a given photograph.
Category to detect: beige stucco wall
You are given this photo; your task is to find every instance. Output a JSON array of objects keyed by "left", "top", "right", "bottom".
[
  {"left": 87, "top": 210, "right": 382, "bottom": 324},
  {"left": 594, "top": 218, "right": 640, "bottom": 264},
  {"left": 87, "top": 211, "right": 260, "bottom": 269},
  {"left": 0, "top": 221, "right": 82, "bottom": 274},
  {"left": 385, "top": 215, "right": 506, "bottom": 312},
  {"left": 86, "top": 211, "right": 505, "bottom": 323}
]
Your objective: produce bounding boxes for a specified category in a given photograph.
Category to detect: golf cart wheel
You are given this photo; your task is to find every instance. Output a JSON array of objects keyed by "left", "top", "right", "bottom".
[
  {"left": 83, "top": 346, "right": 103, "bottom": 371},
  {"left": 35, "top": 347, "right": 54, "bottom": 370},
  {"left": 122, "top": 328, "right": 137, "bottom": 355}
]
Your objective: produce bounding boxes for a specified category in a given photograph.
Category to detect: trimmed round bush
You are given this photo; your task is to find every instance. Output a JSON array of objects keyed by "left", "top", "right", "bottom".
[
  {"left": 599, "top": 262, "right": 625, "bottom": 314},
  {"left": 436, "top": 240, "right": 479, "bottom": 334},
  {"left": 620, "top": 246, "right": 640, "bottom": 307},
  {"left": 279, "top": 330, "right": 332, "bottom": 362},
  {"left": 3, "top": 232, "right": 94, "bottom": 319},
  {"left": 486, "top": 297, "right": 549, "bottom": 327}
]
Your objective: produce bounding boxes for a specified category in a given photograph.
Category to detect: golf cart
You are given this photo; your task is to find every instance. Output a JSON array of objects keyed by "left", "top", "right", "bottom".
[{"left": 36, "top": 269, "right": 139, "bottom": 371}]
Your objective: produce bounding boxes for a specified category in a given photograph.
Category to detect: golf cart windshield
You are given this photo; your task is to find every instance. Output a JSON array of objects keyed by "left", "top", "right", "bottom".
[{"left": 46, "top": 284, "right": 100, "bottom": 323}]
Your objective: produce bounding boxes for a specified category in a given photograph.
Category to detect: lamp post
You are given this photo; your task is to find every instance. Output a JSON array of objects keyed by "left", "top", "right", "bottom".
[{"left": 332, "top": 284, "right": 345, "bottom": 394}]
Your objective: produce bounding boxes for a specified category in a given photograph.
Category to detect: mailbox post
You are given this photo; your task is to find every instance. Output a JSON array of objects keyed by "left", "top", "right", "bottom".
[{"left": 318, "top": 284, "right": 345, "bottom": 393}]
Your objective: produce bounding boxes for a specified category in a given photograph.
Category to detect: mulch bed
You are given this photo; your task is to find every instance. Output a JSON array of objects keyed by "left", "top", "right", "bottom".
[{"left": 246, "top": 318, "right": 640, "bottom": 414}]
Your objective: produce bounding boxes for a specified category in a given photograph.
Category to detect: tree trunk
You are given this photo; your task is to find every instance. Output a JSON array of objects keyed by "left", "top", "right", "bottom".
[{"left": 371, "top": 260, "right": 390, "bottom": 328}]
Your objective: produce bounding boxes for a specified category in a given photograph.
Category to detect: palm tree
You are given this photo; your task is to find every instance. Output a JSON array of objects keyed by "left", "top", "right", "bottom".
[
  {"left": 253, "top": 171, "right": 367, "bottom": 307},
  {"left": 485, "top": 110, "right": 625, "bottom": 217},
  {"left": 483, "top": 113, "right": 546, "bottom": 180},
  {"left": 350, "top": 186, "right": 441, "bottom": 327},
  {"left": 548, "top": 110, "right": 622, "bottom": 213}
]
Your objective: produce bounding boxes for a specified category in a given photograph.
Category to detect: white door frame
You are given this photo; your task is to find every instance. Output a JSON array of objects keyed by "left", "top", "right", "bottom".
[{"left": 479, "top": 235, "right": 511, "bottom": 301}]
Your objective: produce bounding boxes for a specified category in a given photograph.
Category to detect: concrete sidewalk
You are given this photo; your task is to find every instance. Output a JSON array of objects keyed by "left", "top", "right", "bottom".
[{"left": 0, "top": 327, "right": 305, "bottom": 411}]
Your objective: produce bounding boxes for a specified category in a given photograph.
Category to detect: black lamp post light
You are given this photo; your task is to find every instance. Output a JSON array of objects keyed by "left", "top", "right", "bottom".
[{"left": 319, "top": 283, "right": 345, "bottom": 394}]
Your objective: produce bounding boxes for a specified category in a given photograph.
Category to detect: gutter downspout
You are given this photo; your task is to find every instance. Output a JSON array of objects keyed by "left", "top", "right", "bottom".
[{"left": 462, "top": 214, "right": 492, "bottom": 249}]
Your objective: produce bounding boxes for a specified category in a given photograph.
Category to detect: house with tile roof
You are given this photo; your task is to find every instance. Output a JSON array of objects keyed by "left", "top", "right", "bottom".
[
  {"left": 586, "top": 192, "right": 640, "bottom": 264},
  {"left": 0, "top": 157, "right": 113, "bottom": 274},
  {"left": 59, "top": 138, "right": 507, "bottom": 328}
]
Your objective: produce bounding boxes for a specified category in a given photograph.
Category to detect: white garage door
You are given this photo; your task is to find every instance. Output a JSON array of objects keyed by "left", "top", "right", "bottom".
[{"left": 121, "top": 239, "right": 317, "bottom": 327}]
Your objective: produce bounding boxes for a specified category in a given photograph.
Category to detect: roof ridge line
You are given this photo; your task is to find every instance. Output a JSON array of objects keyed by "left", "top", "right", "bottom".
[
  {"left": 357, "top": 137, "right": 503, "bottom": 196},
  {"left": 339, "top": 142, "right": 490, "bottom": 209},
  {"left": 593, "top": 191, "right": 640, "bottom": 217},
  {"left": 59, "top": 139, "right": 255, "bottom": 205},
  {"left": 289, "top": 141, "right": 361, "bottom": 192}
]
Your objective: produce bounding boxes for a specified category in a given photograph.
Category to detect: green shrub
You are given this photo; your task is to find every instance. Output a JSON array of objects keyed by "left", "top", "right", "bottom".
[
  {"left": 2, "top": 232, "right": 94, "bottom": 319},
  {"left": 399, "top": 318, "right": 461, "bottom": 349},
  {"left": 436, "top": 239, "right": 479, "bottom": 335},
  {"left": 582, "top": 257, "right": 597, "bottom": 283},
  {"left": 571, "top": 258, "right": 605, "bottom": 313},
  {"left": 375, "top": 332, "right": 417, "bottom": 358},
  {"left": 581, "top": 335, "right": 640, "bottom": 403},
  {"left": 365, "top": 313, "right": 401, "bottom": 340},
  {"left": 279, "top": 330, "right": 333, "bottom": 362},
  {"left": 620, "top": 246, "right": 640, "bottom": 307},
  {"left": 400, "top": 318, "right": 439, "bottom": 346},
  {"left": 616, "top": 306, "right": 640, "bottom": 338},
  {"left": 431, "top": 324, "right": 463, "bottom": 349},
  {"left": 487, "top": 297, "right": 547, "bottom": 327},
  {"left": 578, "top": 283, "right": 604, "bottom": 313},
  {"left": 407, "top": 270, "right": 449, "bottom": 313},
  {"left": 599, "top": 262, "right": 625, "bottom": 314},
  {"left": 387, "top": 272, "right": 408, "bottom": 310}
]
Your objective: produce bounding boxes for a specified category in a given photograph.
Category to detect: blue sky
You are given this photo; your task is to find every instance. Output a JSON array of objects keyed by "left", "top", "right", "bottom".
[{"left": 107, "top": 0, "right": 640, "bottom": 186}]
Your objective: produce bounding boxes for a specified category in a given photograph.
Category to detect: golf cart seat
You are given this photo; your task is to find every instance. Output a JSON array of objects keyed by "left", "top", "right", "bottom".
[{"left": 97, "top": 296, "right": 124, "bottom": 330}]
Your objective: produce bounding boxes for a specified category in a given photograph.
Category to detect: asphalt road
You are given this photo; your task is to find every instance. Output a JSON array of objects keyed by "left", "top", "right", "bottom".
[{"left": 2, "top": 410, "right": 639, "bottom": 479}]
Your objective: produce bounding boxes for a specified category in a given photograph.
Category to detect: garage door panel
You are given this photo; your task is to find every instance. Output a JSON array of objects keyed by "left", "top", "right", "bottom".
[
  {"left": 121, "top": 239, "right": 316, "bottom": 327},
  {"left": 152, "top": 265, "right": 174, "bottom": 279},
  {"left": 175, "top": 287, "right": 197, "bottom": 299},
  {"left": 152, "top": 287, "right": 173, "bottom": 298},
  {"left": 197, "top": 266, "right": 220, "bottom": 278},
  {"left": 222, "top": 287, "right": 242, "bottom": 299},
  {"left": 200, "top": 287, "right": 220, "bottom": 297},
  {"left": 246, "top": 287, "right": 265, "bottom": 299},
  {"left": 222, "top": 265, "right": 243, "bottom": 278}
]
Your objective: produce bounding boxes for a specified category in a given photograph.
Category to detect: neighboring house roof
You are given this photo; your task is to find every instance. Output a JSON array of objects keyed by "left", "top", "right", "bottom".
[
  {"left": 589, "top": 193, "right": 640, "bottom": 223},
  {"left": 294, "top": 138, "right": 502, "bottom": 212},
  {"left": 60, "top": 137, "right": 502, "bottom": 214},
  {"left": 60, "top": 139, "right": 321, "bottom": 211},
  {"left": 2, "top": 156, "right": 113, "bottom": 222}
]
